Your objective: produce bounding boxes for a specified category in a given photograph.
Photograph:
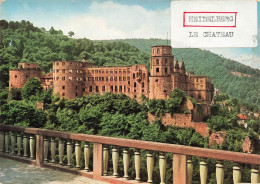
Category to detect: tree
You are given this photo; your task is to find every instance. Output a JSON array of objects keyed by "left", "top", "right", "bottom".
[
  {"left": 68, "top": 31, "right": 74, "bottom": 37},
  {"left": 21, "top": 78, "right": 43, "bottom": 100}
]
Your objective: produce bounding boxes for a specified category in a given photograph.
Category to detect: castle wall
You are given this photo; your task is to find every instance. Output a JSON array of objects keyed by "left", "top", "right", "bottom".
[{"left": 9, "top": 69, "right": 42, "bottom": 89}]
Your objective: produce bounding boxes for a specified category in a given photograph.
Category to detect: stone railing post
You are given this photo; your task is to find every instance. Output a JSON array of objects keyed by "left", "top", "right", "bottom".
[
  {"left": 173, "top": 154, "right": 187, "bottom": 184},
  {"left": 251, "top": 165, "right": 260, "bottom": 183},
  {"left": 4, "top": 132, "right": 9, "bottom": 153},
  {"left": 147, "top": 150, "right": 154, "bottom": 183},
  {"left": 159, "top": 152, "right": 166, "bottom": 184},
  {"left": 29, "top": 135, "right": 35, "bottom": 159},
  {"left": 58, "top": 139, "right": 64, "bottom": 165},
  {"left": 102, "top": 145, "right": 109, "bottom": 176},
  {"left": 17, "top": 133, "right": 22, "bottom": 156},
  {"left": 112, "top": 146, "right": 119, "bottom": 177},
  {"left": 36, "top": 134, "right": 44, "bottom": 167},
  {"left": 123, "top": 148, "right": 130, "bottom": 180},
  {"left": 200, "top": 158, "right": 208, "bottom": 184},
  {"left": 134, "top": 149, "right": 141, "bottom": 182},
  {"left": 75, "top": 141, "right": 81, "bottom": 168},
  {"left": 11, "top": 132, "right": 16, "bottom": 155},
  {"left": 0, "top": 131, "right": 4, "bottom": 152},
  {"left": 23, "top": 134, "right": 28, "bottom": 157},
  {"left": 186, "top": 156, "right": 193, "bottom": 184},
  {"left": 216, "top": 161, "right": 224, "bottom": 184},
  {"left": 67, "top": 140, "right": 72, "bottom": 167},
  {"left": 93, "top": 143, "right": 103, "bottom": 178},
  {"left": 84, "top": 142, "right": 90, "bottom": 171},
  {"left": 43, "top": 137, "right": 49, "bottom": 163},
  {"left": 233, "top": 163, "right": 241, "bottom": 184},
  {"left": 51, "top": 137, "right": 56, "bottom": 163}
]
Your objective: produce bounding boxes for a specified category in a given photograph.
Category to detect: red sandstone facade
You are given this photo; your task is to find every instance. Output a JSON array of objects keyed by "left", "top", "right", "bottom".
[{"left": 9, "top": 45, "right": 214, "bottom": 106}]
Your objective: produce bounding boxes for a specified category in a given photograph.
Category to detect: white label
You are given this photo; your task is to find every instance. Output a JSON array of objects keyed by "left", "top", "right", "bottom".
[{"left": 171, "top": 1, "right": 258, "bottom": 48}]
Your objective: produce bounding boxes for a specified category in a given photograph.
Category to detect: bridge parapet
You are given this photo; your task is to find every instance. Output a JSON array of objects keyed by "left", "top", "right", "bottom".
[{"left": 0, "top": 124, "right": 259, "bottom": 184}]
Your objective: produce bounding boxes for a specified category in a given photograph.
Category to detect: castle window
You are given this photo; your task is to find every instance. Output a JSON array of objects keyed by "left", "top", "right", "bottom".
[
  {"left": 128, "top": 81, "right": 130, "bottom": 85},
  {"left": 142, "top": 89, "right": 144, "bottom": 92},
  {"left": 106, "top": 70, "right": 109, "bottom": 73},
  {"left": 119, "top": 70, "right": 122, "bottom": 73},
  {"left": 106, "top": 77, "right": 108, "bottom": 81},
  {"left": 102, "top": 86, "right": 105, "bottom": 91},
  {"left": 143, "top": 73, "right": 145, "bottom": 79},
  {"left": 123, "top": 70, "right": 126, "bottom": 73},
  {"left": 127, "top": 69, "right": 130, "bottom": 73},
  {"left": 70, "top": 62, "right": 72, "bottom": 66},
  {"left": 95, "top": 77, "right": 98, "bottom": 81},
  {"left": 142, "top": 82, "right": 144, "bottom": 88},
  {"left": 110, "top": 77, "right": 113, "bottom": 81},
  {"left": 26, "top": 75, "right": 29, "bottom": 78},
  {"left": 119, "top": 77, "right": 122, "bottom": 81},
  {"left": 62, "top": 86, "right": 65, "bottom": 89},
  {"left": 115, "top": 86, "right": 118, "bottom": 92},
  {"left": 56, "top": 62, "right": 59, "bottom": 65},
  {"left": 62, "top": 93, "right": 65, "bottom": 96},
  {"left": 111, "top": 86, "right": 113, "bottom": 92},
  {"left": 165, "top": 59, "right": 168, "bottom": 65},
  {"left": 124, "top": 85, "right": 126, "bottom": 92},
  {"left": 75, "top": 86, "right": 78, "bottom": 89},
  {"left": 110, "top": 70, "right": 113, "bottom": 74},
  {"left": 198, "top": 94, "right": 201, "bottom": 99},
  {"left": 196, "top": 78, "right": 198, "bottom": 82},
  {"left": 89, "top": 86, "right": 92, "bottom": 92},
  {"left": 56, "top": 77, "right": 59, "bottom": 80},
  {"left": 119, "top": 85, "right": 122, "bottom": 92},
  {"left": 114, "top": 77, "right": 117, "bottom": 81},
  {"left": 56, "top": 69, "right": 59, "bottom": 73},
  {"left": 128, "top": 88, "right": 130, "bottom": 92},
  {"left": 165, "top": 68, "right": 168, "bottom": 73},
  {"left": 75, "top": 93, "right": 78, "bottom": 97},
  {"left": 62, "top": 69, "right": 65, "bottom": 73},
  {"left": 156, "top": 59, "right": 159, "bottom": 65},
  {"left": 95, "top": 70, "right": 98, "bottom": 73},
  {"left": 69, "top": 70, "right": 72, "bottom": 73},
  {"left": 133, "top": 73, "right": 135, "bottom": 79},
  {"left": 157, "top": 48, "right": 160, "bottom": 54},
  {"left": 82, "top": 88, "right": 85, "bottom": 92},
  {"left": 62, "top": 62, "right": 65, "bottom": 66},
  {"left": 62, "top": 76, "right": 65, "bottom": 81},
  {"left": 134, "top": 95, "right": 137, "bottom": 98},
  {"left": 102, "top": 77, "right": 104, "bottom": 81},
  {"left": 15, "top": 75, "right": 17, "bottom": 78},
  {"left": 134, "top": 82, "right": 136, "bottom": 88},
  {"left": 96, "top": 86, "right": 99, "bottom": 92},
  {"left": 99, "top": 70, "right": 101, "bottom": 73},
  {"left": 156, "top": 68, "right": 159, "bottom": 73},
  {"left": 99, "top": 77, "right": 101, "bottom": 81},
  {"left": 115, "top": 70, "right": 117, "bottom": 73},
  {"left": 134, "top": 89, "right": 136, "bottom": 92},
  {"left": 155, "top": 79, "right": 158, "bottom": 82}
]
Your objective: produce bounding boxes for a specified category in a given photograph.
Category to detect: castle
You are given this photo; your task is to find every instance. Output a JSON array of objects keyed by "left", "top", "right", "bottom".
[{"left": 9, "top": 45, "right": 214, "bottom": 116}]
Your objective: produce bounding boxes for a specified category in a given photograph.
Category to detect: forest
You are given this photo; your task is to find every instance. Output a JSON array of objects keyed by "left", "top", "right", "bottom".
[{"left": 0, "top": 20, "right": 259, "bottom": 183}]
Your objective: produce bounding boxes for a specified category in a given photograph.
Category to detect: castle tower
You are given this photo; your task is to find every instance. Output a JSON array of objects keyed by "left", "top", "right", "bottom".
[
  {"left": 53, "top": 61, "right": 84, "bottom": 99},
  {"left": 149, "top": 45, "right": 174, "bottom": 99}
]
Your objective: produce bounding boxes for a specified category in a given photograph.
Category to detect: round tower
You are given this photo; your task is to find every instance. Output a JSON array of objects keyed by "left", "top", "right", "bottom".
[
  {"left": 149, "top": 45, "right": 174, "bottom": 99},
  {"left": 53, "top": 61, "right": 84, "bottom": 99}
]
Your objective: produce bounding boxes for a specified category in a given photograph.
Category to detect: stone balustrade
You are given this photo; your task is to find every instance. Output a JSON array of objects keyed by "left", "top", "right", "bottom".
[{"left": 0, "top": 124, "right": 259, "bottom": 184}]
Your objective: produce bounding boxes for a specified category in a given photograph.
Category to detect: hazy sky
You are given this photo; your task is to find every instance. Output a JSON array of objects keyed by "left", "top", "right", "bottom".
[{"left": 1, "top": 0, "right": 259, "bottom": 68}]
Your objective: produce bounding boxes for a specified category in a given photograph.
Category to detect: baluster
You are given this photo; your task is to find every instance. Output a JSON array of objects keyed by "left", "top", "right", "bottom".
[
  {"left": 51, "top": 137, "right": 56, "bottom": 163},
  {"left": 84, "top": 142, "right": 90, "bottom": 171},
  {"left": 29, "top": 135, "right": 35, "bottom": 159},
  {"left": 23, "top": 134, "right": 28, "bottom": 157},
  {"left": 200, "top": 158, "right": 208, "bottom": 184},
  {"left": 4, "top": 132, "right": 9, "bottom": 153},
  {"left": 17, "top": 133, "right": 22, "bottom": 156},
  {"left": 216, "top": 161, "right": 224, "bottom": 184},
  {"left": 0, "top": 131, "right": 4, "bottom": 152},
  {"left": 147, "top": 150, "right": 154, "bottom": 183},
  {"left": 251, "top": 165, "right": 260, "bottom": 183},
  {"left": 123, "top": 148, "right": 130, "bottom": 180},
  {"left": 112, "top": 146, "right": 119, "bottom": 177},
  {"left": 11, "top": 132, "right": 16, "bottom": 155},
  {"left": 233, "top": 163, "right": 241, "bottom": 184},
  {"left": 58, "top": 139, "right": 64, "bottom": 164},
  {"left": 187, "top": 156, "right": 193, "bottom": 184},
  {"left": 134, "top": 149, "right": 141, "bottom": 182},
  {"left": 102, "top": 145, "right": 109, "bottom": 176},
  {"left": 67, "top": 140, "right": 72, "bottom": 167},
  {"left": 159, "top": 152, "right": 166, "bottom": 184},
  {"left": 75, "top": 141, "right": 81, "bottom": 168},
  {"left": 43, "top": 137, "right": 49, "bottom": 162}
]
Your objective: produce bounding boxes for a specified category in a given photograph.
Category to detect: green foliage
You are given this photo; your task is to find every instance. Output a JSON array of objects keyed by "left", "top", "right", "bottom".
[{"left": 21, "top": 78, "right": 43, "bottom": 100}]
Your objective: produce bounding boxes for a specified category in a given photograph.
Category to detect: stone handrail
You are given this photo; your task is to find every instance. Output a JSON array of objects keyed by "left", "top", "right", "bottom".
[{"left": 0, "top": 124, "right": 259, "bottom": 184}]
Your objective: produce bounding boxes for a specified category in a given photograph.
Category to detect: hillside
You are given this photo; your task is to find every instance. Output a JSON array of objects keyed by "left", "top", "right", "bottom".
[
  {"left": 0, "top": 20, "right": 259, "bottom": 107},
  {"left": 102, "top": 39, "right": 260, "bottom": 108}
]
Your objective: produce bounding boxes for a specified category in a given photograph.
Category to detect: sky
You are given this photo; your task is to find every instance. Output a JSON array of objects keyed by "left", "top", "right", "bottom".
[{"left": 0, "top": 0, "right": 259, "bottom": 69}]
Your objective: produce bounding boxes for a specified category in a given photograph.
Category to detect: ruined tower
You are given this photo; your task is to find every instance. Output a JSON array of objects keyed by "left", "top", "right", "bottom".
[{"left": 148, "top": 45, "right": 174, "bottom": 99}]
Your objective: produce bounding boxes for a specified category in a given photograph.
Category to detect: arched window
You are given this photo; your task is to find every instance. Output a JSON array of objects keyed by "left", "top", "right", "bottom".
[
  {"left": 156, "top": 59, "right": 159, "bottom": 65},
  {"left": 165, "top": 59, "right": 168, "bottom": 65}
]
